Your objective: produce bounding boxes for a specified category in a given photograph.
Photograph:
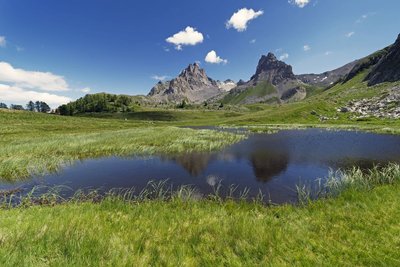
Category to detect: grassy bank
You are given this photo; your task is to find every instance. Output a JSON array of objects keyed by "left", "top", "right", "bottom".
[
  {"left": 0, "top": 110, "right": 244, "bottom": 181},
  {"left": 0, "top": 165, "right": 399, "bottom": 266}
]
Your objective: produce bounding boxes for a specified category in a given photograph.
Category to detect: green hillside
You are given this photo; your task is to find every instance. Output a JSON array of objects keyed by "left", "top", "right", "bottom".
[{"left": 222, "top": 82, "right": 278, "bottom": 105}]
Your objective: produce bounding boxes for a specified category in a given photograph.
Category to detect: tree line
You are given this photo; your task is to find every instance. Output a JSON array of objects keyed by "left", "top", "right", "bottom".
[
  {"left": 56, "top": 93, "right": 133, "bottom": 116},
  {"left": 0, "top": 101, "right": 51, "bottom": 113}
]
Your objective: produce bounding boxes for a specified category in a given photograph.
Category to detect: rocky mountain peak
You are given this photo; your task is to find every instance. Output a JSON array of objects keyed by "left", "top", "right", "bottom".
[
  {"left": 251, "top": 52, "right": 296, "bottom": 85},
  {"left": 266, "top": 52, "right": 278, "bottom": 61},
  {"left": 180, "top": 63, "right": 205, "bottom": 78},
  {"left": 148, "top": 63, "right": 225, "bottom": 103}
]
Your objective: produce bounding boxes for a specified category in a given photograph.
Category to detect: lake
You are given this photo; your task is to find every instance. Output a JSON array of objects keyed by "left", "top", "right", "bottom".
[{"left": 2, "top": 129, "right": 400, "bottom": 203}]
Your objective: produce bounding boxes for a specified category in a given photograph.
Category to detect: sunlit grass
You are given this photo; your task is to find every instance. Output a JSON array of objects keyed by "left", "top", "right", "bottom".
[{"left": 0, "top": 165, "right": 400, "bottom": 266}]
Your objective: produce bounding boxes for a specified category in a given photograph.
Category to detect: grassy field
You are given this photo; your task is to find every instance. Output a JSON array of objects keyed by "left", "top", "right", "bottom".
[
  {"left": 0, "top": 109, "right": 244, "bottom": 181},
  {"left": 0, "top": 165, "right": 399, "bottom": 266}
]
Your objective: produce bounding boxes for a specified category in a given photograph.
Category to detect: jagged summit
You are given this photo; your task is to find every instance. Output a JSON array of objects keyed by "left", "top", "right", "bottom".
[
  {"left": 251, "top": 52, "right": 296, "bottom": 85},
  {"left": 148, "top": 63, "right": 225, "bottom": 103},
  {"left": 180, "top": 63, "right": 205, "bottom": 78},
  {"left": 222, "top": 53, "right": 305, "bottom": 105}
]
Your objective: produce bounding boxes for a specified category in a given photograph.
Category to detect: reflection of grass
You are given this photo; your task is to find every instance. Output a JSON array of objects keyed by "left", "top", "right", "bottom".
[
  {"left": 1, "top": 165, "right": 400, "bottom": 266},
  {"left": 0, "top": 110, "right": 244, "bottom": 181}
]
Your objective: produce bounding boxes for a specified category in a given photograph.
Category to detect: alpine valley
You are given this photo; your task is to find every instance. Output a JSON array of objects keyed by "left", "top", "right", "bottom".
[{"left": 58, "top": 33, "right": 400, "bottom": 121}]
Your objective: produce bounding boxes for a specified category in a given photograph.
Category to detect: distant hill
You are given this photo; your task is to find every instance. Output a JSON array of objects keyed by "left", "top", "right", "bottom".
[{"left": 56, "top": 93, "right": 149, "bottom": 115}]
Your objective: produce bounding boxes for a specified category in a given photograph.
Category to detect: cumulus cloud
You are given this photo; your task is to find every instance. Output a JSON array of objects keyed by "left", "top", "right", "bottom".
[
  {"left": 166, "top": 27, "right": 204, "bottom": 50},
  {"left": 0, "top": 84, "right": 71, "bottom": 108},
  {"left": 205, "top": 50, "right": 228, "bottom": 64},
  {"left": 0, "top": 36, "right": 6, "bottom": 47},
  {"left": 151, "top": 75, "right": 169, "bottom": 81},
  {"left": 303, "top": 45, "right": 311, "bottom": 51},
  {"left": 0, "top": 61, "right": 69, "bottom": 91},
  {"left": 250, "top": 39, "right": 257, "bottom": 44},
  {"left": 279, "top": 53, "right": 289, "bottom": 61},
  {"left": 346, "top": 31, "right": 355, "bottom": 38},
  {"left": 289, "top": 0, "right": 310, "bottom": 8},
  {"left": 226, "top": 8, "right": 264, "bottom": 32}
]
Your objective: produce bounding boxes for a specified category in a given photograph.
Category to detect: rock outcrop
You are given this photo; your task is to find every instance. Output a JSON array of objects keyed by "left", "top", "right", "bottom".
[{"left": 250, "top": 53, "right": 296, "bottom": 85}]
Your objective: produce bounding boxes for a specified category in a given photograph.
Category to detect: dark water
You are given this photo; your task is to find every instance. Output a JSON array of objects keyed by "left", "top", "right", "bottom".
[{"left": 2, "top": 129, "right": 400, "bottom": 203}]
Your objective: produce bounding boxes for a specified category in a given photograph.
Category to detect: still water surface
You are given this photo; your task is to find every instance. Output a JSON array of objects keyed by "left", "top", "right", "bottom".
[{"left": 2, "top": 129, "right": 400, "bottom": 203}]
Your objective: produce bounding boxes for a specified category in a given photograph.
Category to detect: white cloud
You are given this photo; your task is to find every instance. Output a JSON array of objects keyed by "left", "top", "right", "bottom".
[
  {"left": 275, "top": 48, "right": 283, "bottom": 53},
  {"left": 166, "top": 27, "right": 204, "bottom": 50},
  {"left": 80, "top": 87, "right": 91, "bottom": 93},
  {"left": 279, "top": 53, "right": 289, "bottom": 61},
  {"left": 226, "top": 8, "right": 264, "bottom": 32},
  {"left": 0, "top": 36, "right": 6, "bottom": 47},
  {"left": 151, "top": 75, "right": 169, "bottom": 81},
  {"left": 205, "top": 50, "right": 228, "bottom": 64},
  {"left": 346, "top": 31, "right": 355, "bottom": 38},
  {"left": 250, "top": 39, "right": 257, "bottom": 44},
  {"left": 16, "top": 46, "right": 24, "bottom": 52},
  {"left": 0, "top": 61, "right": 69, "bottom": 91},
  {"left": 303, "top": 45, "right": 311, "bottom": 51},
  {"left": 289, "top": 0, "right": 310, "bottom": 8},
  {"left": 0, "top": 84, "right": 71, "bottom": 108},
  {"left": 325, "top": 51, "right": 333, "bottom": 56}
]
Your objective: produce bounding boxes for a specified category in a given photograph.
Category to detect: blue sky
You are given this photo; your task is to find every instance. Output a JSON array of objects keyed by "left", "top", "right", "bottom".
[{"left": 0, "top": 0, "right": 399, "bottom": 107}]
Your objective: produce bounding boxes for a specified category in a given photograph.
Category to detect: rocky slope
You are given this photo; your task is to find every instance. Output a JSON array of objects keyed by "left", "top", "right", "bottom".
[
  {"left": 148, "top": 63, "right": 232, "bottom": 104},
  {"left": 222, "top": 53, "right": 306, "bottom": 104},
  {"left": 366, "top": 34, "right": 400, "bottom": 85},
  {"left": 297, "top": 61, "right": 359, "bottom": 87},
  {"left": 339, "top": 86, "right": 400, "bottom": 119}
]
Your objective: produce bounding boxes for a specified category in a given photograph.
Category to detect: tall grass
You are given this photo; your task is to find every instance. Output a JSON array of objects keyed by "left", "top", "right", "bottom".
[
  {"left": 297, "top": 163, "right": 400, "bottom": 204},
  {"left": 1, "top": 166, "right": 400, "bottom": 265}
]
